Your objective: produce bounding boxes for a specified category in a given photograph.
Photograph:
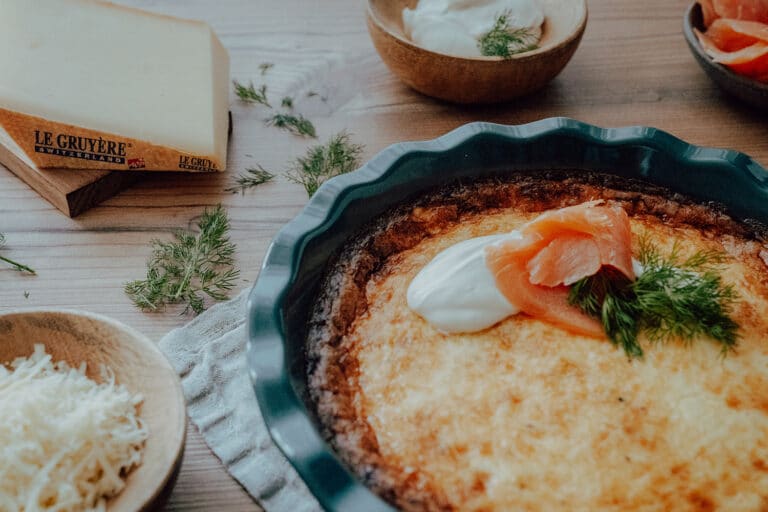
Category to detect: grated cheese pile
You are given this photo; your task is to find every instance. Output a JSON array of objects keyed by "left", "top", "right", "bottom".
[{"left": 0, "top": 344, "right": 148, "bottom": 512}]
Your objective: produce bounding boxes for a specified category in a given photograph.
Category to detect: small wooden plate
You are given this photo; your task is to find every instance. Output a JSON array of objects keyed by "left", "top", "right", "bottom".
[
  {"left": 0, "top": 310, "right": 186, "bottom": 512},
  {"left": 367, "top": 0, "right": 588, "bottom": 104},
  {"left": 683, "top": 2, "right": 768, "bottom": 110}
]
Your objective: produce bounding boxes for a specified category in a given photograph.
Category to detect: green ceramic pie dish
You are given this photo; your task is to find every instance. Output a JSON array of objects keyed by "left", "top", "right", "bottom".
[{"left": 247, "top": 117, "right": 768, "bottom": 511}]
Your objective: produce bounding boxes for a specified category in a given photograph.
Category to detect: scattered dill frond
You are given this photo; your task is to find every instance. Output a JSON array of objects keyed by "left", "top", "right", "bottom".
[
  {"left": 23, "top": 291, "right": 29, "bottom": 299},
  {"left": 281, "top": 96, "right": 294, "bottom": 109},
  {"left": 569, "top": 240, "right": 739, "bottom": 359},
  {"left": 478, "top": 11, "right": 539, "bottom": 58},
  {"left": 0, "top": 233, "right": 35, "bottom": 274},
  {"left": 225, "top": 165, "right": 275, "bottom": 194},
  {"left": 285, "top": 132, "right": 364, "bottom": 197},
  {"left": 125, "top": 205, "right": 240, "bottom": 315},
  {"left": 258, "top": 62, "right": 274, "bottom": 75},
  {"left": 233, "top": 80, "right": 271, "bottom": 107},
  {"left": 267, "top": 113, "right": 317, "bottom": 138}
]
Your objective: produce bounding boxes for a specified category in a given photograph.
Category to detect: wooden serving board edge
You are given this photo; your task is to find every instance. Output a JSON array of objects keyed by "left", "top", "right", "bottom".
[{"left": 0, "top": 129, "right": 139, "bottom": 217}]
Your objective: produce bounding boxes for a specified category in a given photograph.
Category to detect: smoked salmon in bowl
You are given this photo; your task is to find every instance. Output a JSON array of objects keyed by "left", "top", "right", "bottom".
[
  {"left": 247, "top": 118, "right": 768, "bottom": 511},
  {"left": 684, "top": 1, "right": 768, "bottom": 109}
]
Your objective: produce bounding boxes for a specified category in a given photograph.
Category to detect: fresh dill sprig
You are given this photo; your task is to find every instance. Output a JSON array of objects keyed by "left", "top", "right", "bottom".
[
  {"left": 633, "top": 240, "right": 739, "bottom": 350},
  {"left": 225, "top": 165, "right": 275, "bottom": 194},
  {"left": 0, "top": 233, "right": 35, "bottom": 274},
  {"left": 267, "top": 113, "right": 317, "bottom": 138},
  {"left": 569, "top": 269, "right": 643, "bottom": 358},
  {"left": 285, "top": 132, "right": 364, "bottom": 197},
  {"left": 281, "top": 96, "right": 294, "bottom": 109},
  {"left": 233, "top": 80, "right": 271, "bottom": 107},
  {"left": 568, "top": 239, "right": 739, "bottom": 359},
  {"left": 125, "top": 205, "right": 240, "bottom": 315},
  {"left": 258, "top": 62, "right": 274, "bottom": 76},
  {"left": 478, "top": 11, "right": 539, "bottom": 58}
]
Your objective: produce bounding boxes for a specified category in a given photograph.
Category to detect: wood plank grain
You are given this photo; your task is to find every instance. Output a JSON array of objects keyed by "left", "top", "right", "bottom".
[{"left": 1, "top": 0, "right": 767, "bottom": 510}]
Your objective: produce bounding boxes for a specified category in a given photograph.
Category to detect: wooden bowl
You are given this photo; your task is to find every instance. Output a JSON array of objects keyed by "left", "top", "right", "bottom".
[
  {"left": 366, "top": 0, "right": 588, "bottom": 104},
  {"left": 0, "top": 310, "right": 186, "bottom": 512},
  {"left": 683, "top": 2, "right": 768, "bottom": 110}
]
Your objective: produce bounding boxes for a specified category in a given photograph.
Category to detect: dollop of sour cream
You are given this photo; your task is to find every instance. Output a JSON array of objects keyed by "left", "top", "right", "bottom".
[
  {"left": 402, "top": 0, "right": 544, "bottom": 58},
  {"left": 406, "top": 233, "right": 521, "bottom": 333}
]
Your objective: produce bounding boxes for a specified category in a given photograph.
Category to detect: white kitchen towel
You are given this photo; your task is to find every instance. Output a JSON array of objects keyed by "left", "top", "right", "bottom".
[{"left": 158, "top": 290, "right": 322, "bottom": 512}]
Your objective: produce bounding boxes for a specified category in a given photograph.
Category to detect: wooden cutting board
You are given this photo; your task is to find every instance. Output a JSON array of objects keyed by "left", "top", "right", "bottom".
[{"left": 0, "top": 127, "right": 138, "bottom": 217}]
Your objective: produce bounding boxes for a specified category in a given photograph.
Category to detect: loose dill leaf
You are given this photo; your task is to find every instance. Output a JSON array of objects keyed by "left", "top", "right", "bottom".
[
  {"left": 478, "top": 11, "right": 539, "bottom": 58},
  {"left": 233, "top": 80, "right": 271, "bottom": 107},
  {"left": 125, "top": 205, "right": 240, "bottom": 315},
  {"left": 281, "top": 96, "right": 294, "bottom": 109},
  {"left": 284, "top": 132, "right": 364, "bottom": 197},
  {"left": 0, "top": 233, "right": 36, "bottom": 274},
  {"left": 225, "top": 165, "right": 275, "bottom": 194},
  {"left": 569, "top": 241, "right": 739, "bottom": 359},
  {"left": 258, "top": 62, "right": 274, "bottom": 75},
  {"left": 23, "top": 291, "right": 29, "bottom": 299},
  {"left": 266, "top": 113, "right": 317, "bottom": 138}
]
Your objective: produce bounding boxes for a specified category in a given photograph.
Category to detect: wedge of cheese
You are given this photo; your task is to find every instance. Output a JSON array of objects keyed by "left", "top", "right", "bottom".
[{"left": 0, "top": 0, "right": 229, "bottom": 172}]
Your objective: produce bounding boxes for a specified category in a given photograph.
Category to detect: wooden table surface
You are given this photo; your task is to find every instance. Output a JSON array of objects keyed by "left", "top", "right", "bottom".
[{"left": 1, "top": 0, "right": 766, "bottom": 509}]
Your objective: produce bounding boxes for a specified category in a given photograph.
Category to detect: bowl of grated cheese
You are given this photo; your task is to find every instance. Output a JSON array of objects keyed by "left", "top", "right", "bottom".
[{"left": 0, "top": 310, "right": 186, "bottom": 512}]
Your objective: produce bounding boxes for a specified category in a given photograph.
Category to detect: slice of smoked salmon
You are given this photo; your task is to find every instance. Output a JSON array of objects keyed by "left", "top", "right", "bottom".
[
  {"left": 706, "top": 19, "right": 768, "bottom": 50},
  {"left": 485, "top": 202, "right": 635, "bottom": 338},
  {"left": 527, "top": 233, "right": 601, "bottom": 287},
  {"left": 696, "top": 28, "right": 768, "bottom": 78},
  {"left": 701, "top": 0, "right": 719, "bottom": 27},
  {"left": 712, "top": 0, "right": 768, "bottom": 24},
  {"left": 486, "top": 242, "right": 605, "bottom": 337},
  {"left": 513, "top": 201, "right": 635, "bottom": 282},
  {"left": 722, "top": 46, "right": 768, "bottom": 77}
]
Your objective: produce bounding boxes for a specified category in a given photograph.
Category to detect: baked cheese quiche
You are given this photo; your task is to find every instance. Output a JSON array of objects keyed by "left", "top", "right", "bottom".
[{"left": 307, "top": 172, "right": 768, "bottom": 511}]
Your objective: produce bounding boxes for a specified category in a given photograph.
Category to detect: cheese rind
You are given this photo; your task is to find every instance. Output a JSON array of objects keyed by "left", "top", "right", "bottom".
[{"left": 0, "top": 0, "right": 230, "bottom": 172}]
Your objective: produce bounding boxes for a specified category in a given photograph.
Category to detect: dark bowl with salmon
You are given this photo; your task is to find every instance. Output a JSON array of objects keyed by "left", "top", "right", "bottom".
[
  {"left": 684, "top": 1, "right": 768, "bottom": 110},
  {"left": 247, "top": 118, "right": 768, "bottom": 512}
]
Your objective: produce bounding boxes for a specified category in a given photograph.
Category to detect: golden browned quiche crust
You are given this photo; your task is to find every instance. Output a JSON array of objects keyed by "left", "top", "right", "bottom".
[{"left": 306, "top": 172, "right": 768, "bottom": 511}]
